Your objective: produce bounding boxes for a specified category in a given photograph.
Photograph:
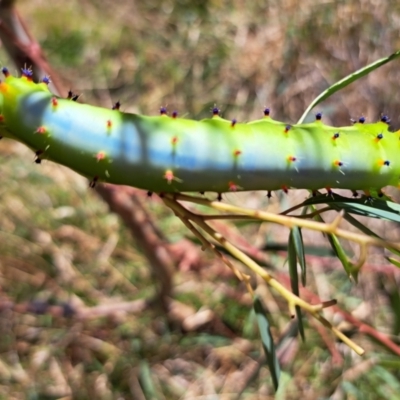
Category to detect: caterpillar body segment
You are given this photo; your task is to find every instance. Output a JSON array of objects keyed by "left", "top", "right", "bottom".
[{"left": 0, "top": 72, "right": 399, "bottom": 195}]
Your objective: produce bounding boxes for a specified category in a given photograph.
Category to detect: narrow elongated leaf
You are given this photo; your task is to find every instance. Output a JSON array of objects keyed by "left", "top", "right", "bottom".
[
  {"left": 342, "top": 381, "right": 363, "bottom": 398},
  {"left": 288, "top": 229, "right": 305, "bottom": 340},
  {"left": 298, "top": 50, "right": 400, "bottom": 123},
  {"left": 313, "top": 212, "right": 358, "bottom": 281},
  {"left": 373, "top": 365, "right": 400, "bottom": 392},
  {"left": 302, "top": 196, "right": 400, "bottom": 260},
  {"left": 291, "top": 227, "right": 306, "bottom": 286},
  {"left": 254, "top": 297, "right": 281, "bottom": 391},
  {"left": 343, "top": 213, "right": 400, "bottom": 258},
  {"left": 387, "top": 257, "right": 400, "bottom": 269},
  {"left": 139, "top": 360, "right": 157, "bottom": 400},
  {"left": 327, "top": 233, "right": 358, "bottom": 281},
  {"left": 302, "top": 193, "right": 400, "bottom": 223}
]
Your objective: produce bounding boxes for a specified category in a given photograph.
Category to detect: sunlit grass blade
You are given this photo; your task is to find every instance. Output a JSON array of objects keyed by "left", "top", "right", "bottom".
[
  {"left": 387, "top": 257, "right": 400, "bottom": 269},
  {"left": 254, "top": 297, "right": 281, "bottom": 391},
  {"left": 298, "top": 49, "right": 400, "bottom": 123},
  {"left": 312, "top": 212, "right": 358, "bottom": 281},
  {"left": 301, "top": 193, "right": 400, "bottom": 223},
  {"left": 293, "top": 227, "right": 306, "bottom": 286},
  {"left": 139, "top": 360, "right": 158, "bottom": 400},
  {"left": 288, "top": 228, "right": 305, "bottom": 340}
]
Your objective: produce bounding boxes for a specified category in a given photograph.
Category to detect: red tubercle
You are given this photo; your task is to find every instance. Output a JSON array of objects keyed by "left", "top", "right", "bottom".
[
  {"left": 287, "top": 155, "right": 297, "bottom": 162},
  {"left": 35, "top": 126, "right": 47, "bottom": 135},
  {"left": 325, "top": 187, "right": 333, "bottom": 195},
  {"left": 0, "top": 82, "right": 8, "bottom": 94},
  {"left": 106, "top": 120, "right": 112, "bottom": 129},
  {"left": 51, "top": 97, "right": 58, "bottom": 108},
  {"left": 96, "top": 151, "right": 106, "bottom": 161},
  {"left": 164, "top": 169, "right": 182, "bottom": 184},
  {"left": 171, "top": 136, "right": 178, "bottom": 146},
  {"left": 228, "top": 181, "right": 242, "bottom": 191},
  {"left": 233, "top": 149, "right": 242, "bottom": 157},
  {"left": 281, "top": 185, "right": 289, "bottom": 194},
  {"left": 0, "top": 115, "right": 4, "bottom": 123},
  {"left": 164, "top": 169, "right": 174, "bottom": 184}
]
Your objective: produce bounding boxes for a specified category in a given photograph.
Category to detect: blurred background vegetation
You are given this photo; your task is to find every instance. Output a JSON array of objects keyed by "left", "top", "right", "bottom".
[{"left": 0, "top": 0, "right": 400, "bottom": 398}]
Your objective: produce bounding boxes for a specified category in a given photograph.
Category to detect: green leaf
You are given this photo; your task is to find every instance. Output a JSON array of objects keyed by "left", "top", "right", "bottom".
[
  {"left": 292, "top": 227, "right": 306, "bottom": 286},
  {"left": 302, "top": 193, "right": 400, "bottom": 223},
  {"left": 139, "top": 360, "right": 158, "bottom": 400},
  {"left": 312, "top": 211, "right": 358, "bottom": 281},
  {"left": 341, "top": 381, "right": 363, "bottom": 398},
  {"left": 329, "top": 233, "right": 359, "bottom": 282},
  {"left": 253, "top": 297, "right": 281, "bottom": 391},
  {"left": 373, "top": 365, "right": 400, "bottom": 394},
  {"left": 343, "top": 213, "right": 400, "bottom": 258},
  {"left": 288, "top": 197, "right": 400, "bottom": 259},
  {"left": 298, "top": 194, "right": 400, "bottom": 259},
  {"left": 261, "top": 242, "right": 335, "bottom": 257},
  {"left": 297, "top": 50, "right": 400, "bottom": 123},
  {"left": 288, "top": 229, "right": 305, "bottom": 340},
  {"left": 387, "top": 257, "right": 400, "bottom": 269},
  {"left": 378, "top": 356, "right": 400, "bottom": 369}
]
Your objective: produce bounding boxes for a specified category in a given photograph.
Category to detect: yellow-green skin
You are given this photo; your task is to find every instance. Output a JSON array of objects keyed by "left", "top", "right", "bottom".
[{"left": 0, "top": 73, "right": 399, "bottom": 194}]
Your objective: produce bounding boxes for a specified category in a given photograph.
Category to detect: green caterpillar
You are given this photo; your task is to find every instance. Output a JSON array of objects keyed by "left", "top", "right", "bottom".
[{"left": 0, "top": 68, "right": 398, "bottom": 197}]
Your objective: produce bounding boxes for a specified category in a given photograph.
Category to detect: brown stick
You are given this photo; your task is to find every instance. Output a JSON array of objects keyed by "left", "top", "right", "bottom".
[{"left": 0, "top": 3, "right": 180, "bottom": 306}]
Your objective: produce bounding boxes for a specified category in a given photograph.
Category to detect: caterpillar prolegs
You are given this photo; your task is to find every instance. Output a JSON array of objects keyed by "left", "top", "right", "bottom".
[{"left": 0, "top": 68, "right": 398, "bottom": 197}]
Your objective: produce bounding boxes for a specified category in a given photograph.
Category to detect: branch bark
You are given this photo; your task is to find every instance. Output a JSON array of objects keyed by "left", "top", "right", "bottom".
[{"left": 0, "top": 2, "right": 181, "bottom": 307}]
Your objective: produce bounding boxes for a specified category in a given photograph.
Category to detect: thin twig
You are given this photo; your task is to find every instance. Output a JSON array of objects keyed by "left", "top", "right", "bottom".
[
  {"left": 172, "top": 193, "right": 400, "bottom": 252},
  {"left": 162, "top": 195, "right": 365, "bottom": 355}
]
